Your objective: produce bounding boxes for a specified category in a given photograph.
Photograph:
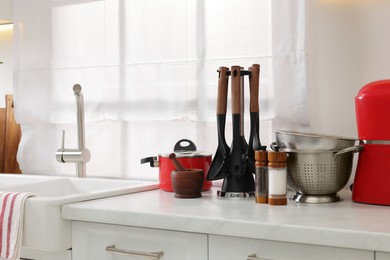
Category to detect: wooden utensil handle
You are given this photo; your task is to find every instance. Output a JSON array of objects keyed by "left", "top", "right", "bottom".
[
  {"left": 217, "top": 67, "right": 229, "bottom": 114},
  {"left": 231, "top": 66, "right": 241, "bottom": 114},
  {"left": 249, "top": 64, "right": 260, "bottom": 112}
]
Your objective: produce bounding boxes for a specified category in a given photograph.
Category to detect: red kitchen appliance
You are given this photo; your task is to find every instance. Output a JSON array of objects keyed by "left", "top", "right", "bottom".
[{"left": 352, "top": 80, "right": 390, "bottom": 205}]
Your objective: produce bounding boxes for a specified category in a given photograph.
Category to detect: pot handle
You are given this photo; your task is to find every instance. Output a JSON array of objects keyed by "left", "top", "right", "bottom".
[
  {"left": 334, "top": 145, "right": 364, "bottom": 157},
  {"left": 174, "top": 139, "right": 197, "bottom": 152},
  {"left": 140, "top": 156, "right": 159, "bottom": 167}
]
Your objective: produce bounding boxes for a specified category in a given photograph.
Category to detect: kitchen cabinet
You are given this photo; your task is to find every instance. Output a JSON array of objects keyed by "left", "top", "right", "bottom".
[
  {"left": 71, "top": 221, "right": 208, "bottom": 260},
  {"left": 72, "top": 221, "right": 375, "bottom": 260},
  {"left": 63, "top": 189, "right": 390, "bottom": 260},
  {"left": 209, "top": 234, "right": 373, "bottom": 260},
  {"left": 376, "top": 252, "right": 390, "bottom": 260}
]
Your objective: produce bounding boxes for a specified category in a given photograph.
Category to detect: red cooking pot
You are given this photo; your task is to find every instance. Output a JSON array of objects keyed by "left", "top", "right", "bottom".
[{"left": 141, "top": 139, "right": 212, "bottom": 192}]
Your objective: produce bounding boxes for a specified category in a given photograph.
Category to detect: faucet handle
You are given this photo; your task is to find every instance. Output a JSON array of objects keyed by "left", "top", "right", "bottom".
[
  {"left": 56, "top": 148, "right": 91, "bottom": 164},
  {"left": 56, "top": 130, "right": 91, "bottom": 164},
  {"left": 61, "top": 130, "right": 65, "bottom": 149},
  {"left": 56, "top": 130, "right": 66, "bottom": 163}
]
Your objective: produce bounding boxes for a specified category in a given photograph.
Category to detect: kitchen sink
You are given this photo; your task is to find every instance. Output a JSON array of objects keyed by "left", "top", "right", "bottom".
[
  {"left": 0, "top": 174, "right": 159, "bottom": 252},
  {"left": 0, "top": 174, "right": 58, "bottom": 187}
]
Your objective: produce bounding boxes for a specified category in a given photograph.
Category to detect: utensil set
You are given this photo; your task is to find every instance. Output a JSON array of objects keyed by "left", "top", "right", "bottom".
[{"left": 207, "top": 64, "right": 265, "bottom": 195}]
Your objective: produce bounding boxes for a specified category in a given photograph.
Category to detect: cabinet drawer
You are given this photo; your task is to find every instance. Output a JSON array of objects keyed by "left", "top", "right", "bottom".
[
  {"left": 376, "top": 251, "right": 390, "bottom": 260},
  {"left": 72, "top": 222, "right": 207, "bottom": 260},
  {"left": 209, "top": 235, "right": 373, "bottom": 260}
]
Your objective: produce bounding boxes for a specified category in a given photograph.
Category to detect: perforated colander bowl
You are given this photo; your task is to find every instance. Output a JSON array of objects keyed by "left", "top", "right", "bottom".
[
  {"left": 286, "top": 150, "right": 354, "bottom": 195},
  {"left": 274, "top": 131, "right": 362, "bottom": 203}
]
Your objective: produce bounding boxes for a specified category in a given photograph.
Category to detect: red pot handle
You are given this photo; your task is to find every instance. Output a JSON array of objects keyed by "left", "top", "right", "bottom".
[{"left": 140, "top": 156, "right": 159, "bottom": 167}]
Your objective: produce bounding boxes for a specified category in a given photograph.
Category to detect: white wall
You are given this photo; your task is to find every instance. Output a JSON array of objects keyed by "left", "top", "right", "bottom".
[
  {"left": 307, "top": 1, "right": 390, "bottom": 138},
  {"left": 356, "top": 2, "right": 390, "bottom": 83},
  {"left": 0, "top": 0, "right": 12, "bottom": 22},
  {"left": 0, "top": 0, "right": 13, "bottom": 108}
]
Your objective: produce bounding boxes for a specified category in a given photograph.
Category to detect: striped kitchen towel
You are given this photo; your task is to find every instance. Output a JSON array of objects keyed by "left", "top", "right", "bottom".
[{"left": 0, "top": 192, "right": 35, "bottom": 260}]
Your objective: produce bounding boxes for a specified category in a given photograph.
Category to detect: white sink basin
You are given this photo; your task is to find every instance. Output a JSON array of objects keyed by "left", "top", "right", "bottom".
[
  {"left": 0, "top": 174, "right": 159, "bottom": 252},
  {"left": 0, "top": 174, "right": 58, "bottom": 187}
]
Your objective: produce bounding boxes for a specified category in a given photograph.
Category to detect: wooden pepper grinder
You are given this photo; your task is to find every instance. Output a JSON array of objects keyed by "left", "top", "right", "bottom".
[{"left": 255, "top": 149, "right": 268, "bottom": 204}]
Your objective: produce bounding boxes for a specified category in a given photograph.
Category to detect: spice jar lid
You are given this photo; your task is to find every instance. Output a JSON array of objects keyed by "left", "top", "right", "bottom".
[
  {"left": 255, "top": 150, "right": 268, "bottom": 167},
  {"left": 267, "top": 151, "right": 287, "bottom": 163},
  {"left": 255, "top": 150, "right": 267, "bottom": 161},
  {"left": 268, "top": 151, "right": 287, "bottom": 168}
]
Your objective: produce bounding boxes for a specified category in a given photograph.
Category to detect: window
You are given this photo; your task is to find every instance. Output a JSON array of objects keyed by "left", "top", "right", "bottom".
[{"left": 14, "top": 0, "right": 306, "bottom": 179}]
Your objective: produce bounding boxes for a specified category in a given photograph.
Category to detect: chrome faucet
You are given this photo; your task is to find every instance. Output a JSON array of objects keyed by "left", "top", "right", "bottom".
[{"left": 56, "top": 84, "right": 91, "bottom": 178}]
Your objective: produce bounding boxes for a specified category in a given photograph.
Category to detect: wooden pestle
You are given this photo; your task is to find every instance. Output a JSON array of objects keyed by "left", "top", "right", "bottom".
[{"left": 169, "top": 153, "right": 186, "bottom": 171}]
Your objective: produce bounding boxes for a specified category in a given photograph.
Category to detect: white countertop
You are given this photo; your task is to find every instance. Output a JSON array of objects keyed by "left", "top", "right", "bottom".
[{"left": 62, "top": 188, "right": 390, "bottom": 253}]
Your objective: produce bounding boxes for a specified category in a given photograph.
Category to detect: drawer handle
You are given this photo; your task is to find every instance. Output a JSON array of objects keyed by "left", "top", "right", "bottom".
[
  {"left": 105, "top": 245, "right": 164, "bottom": 259},
  {"left": 247, "top": 254, "right": 269, "bottom": 260}
]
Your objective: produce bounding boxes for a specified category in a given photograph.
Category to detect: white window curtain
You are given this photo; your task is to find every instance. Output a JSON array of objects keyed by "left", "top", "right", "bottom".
[{"left": 13, "top": 0, "right": 307, "bottom": 180}]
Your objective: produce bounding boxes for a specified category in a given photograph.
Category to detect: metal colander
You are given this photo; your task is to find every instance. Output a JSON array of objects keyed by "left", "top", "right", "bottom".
[
  {"left": 286, "top": 150, "right": 354, "bottom": 195},
  {"left": 284, "top": 146, "right": 362, "bottom": 203},
  {"left": 274, "top": 131, "right": 363, "bottom": 203}
]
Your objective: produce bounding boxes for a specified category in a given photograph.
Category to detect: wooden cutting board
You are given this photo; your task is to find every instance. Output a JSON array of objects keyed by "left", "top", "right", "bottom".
[{"left": 0, "top": 95, "right": 21, "bottom": 173}]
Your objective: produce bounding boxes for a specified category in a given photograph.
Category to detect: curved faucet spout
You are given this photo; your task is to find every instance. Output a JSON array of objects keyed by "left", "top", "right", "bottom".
[
  {"left": 73, "top": 84, "right": 86, "bottom": 151},
  {"left": 56, "top": 84, "right": 90, "bottom": 178},
  {"left": 73, "top": 84, "right": 82, "bottom": 95},
  {"left": 73, "top": 84, "right": 88, "bottom": 177}
]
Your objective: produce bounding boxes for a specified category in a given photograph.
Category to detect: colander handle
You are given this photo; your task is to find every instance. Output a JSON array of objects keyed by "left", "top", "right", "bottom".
[{"left": 334, "top": 145, "right": 363, "bottom": 157}]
